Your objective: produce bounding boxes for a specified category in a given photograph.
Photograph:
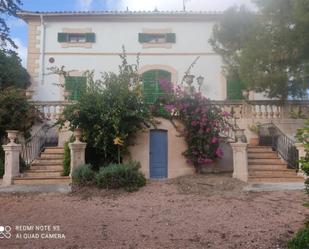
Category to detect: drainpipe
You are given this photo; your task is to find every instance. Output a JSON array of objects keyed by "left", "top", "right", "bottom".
[{"left": 39, "top": 14, "right": 46, "bottom": 86}]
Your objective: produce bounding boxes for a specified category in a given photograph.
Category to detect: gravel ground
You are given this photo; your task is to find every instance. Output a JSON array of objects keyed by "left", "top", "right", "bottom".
[{"left": 0, "top": 174, "right": 308, "bottom": 249}]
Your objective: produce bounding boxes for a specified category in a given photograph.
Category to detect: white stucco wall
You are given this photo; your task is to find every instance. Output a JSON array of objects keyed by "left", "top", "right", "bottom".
[{"left": 28, "top": 16, "right": 226, "bottom": 101}]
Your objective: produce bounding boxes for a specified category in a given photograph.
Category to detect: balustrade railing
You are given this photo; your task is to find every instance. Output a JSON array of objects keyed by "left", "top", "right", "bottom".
[
  {"left": 21, "top": 124, "right": 58, "bottom": 165},
  {"left": 258, "top": 123, "right": 299, "bottom": 170},
  {"left": 211, "top": 100, "right": 309, "bottom": 120},
  {"left": 31, "top": 101, "right": 75, "bottom": 121},
  {"left": 31, "top": 100, "right": 309, "bottom": 122}
]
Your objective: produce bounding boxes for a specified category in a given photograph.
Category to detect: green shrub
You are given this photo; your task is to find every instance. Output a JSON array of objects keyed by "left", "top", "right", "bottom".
[
  {"left": 95, "top": 161, "right": 146, "bottom": 192},
  {"left": 305, "top": 178, "right": 309, "bottom": 196},
  {"left": 288, "top": 225, "right": 309, "bottom": 249},
  {"left": 72, "top": 164, "right": 95, "bottom": 185},
  {"left": 19, "top": 156, "right": 28, "bottom": 173},
  {"left": 0, "top": 159, "right": 3, "bottom": 178},
  {"left": 57, "top": 50, "right": 152, "bottom": 167},
  {"left": 62, "top": 141, "right": 70, "bottom": 176},
  {"left": 0, "top": 146, "right": 4, "bottom": 178}
]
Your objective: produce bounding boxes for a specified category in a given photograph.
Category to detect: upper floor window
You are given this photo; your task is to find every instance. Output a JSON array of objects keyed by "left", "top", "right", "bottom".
[
  {"left": 138, "top": 33, "right": 176, "bottom": 44},
  {"left": 57, "top": 32, "right": 96, "bottom": 43},
  {"left": 68, "top": 34, "right": 87, "bottom": 43}
]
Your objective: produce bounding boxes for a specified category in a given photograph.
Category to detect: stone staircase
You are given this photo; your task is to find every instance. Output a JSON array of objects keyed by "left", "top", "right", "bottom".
[
  {"left": 248, "top": 146, "right": 304, "bottom": 183},
  {"left": 13, "top": 147, "right": 70, "bottom": 185}
]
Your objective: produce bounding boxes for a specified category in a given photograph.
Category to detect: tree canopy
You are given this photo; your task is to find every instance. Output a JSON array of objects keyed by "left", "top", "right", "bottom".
[
  {"left": 0, "top": 50, "right": 30, "bottom": 89},
  {"left": 0, "top": 0, "right": 22, "bottom": 49},
  {"left": 210, "top": 0, "right": 309, "bottom": 100}
]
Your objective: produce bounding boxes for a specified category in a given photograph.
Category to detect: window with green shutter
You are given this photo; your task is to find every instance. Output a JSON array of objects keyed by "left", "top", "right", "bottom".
[
  {"left": 58, "top": 33, "right": 68, "bottom": 42},
  {"left": 166, "top": 33, "right": 176, "bottom": 43},
  {"left": 57, "top": 33, "right": 96, "bottom": 43},
  {"left": 142, "top": 70, "right": 172, "bottom": 104},
  {"left": 138, "top": 33, "right": 176, "bottom": 44},
  {"left": 227, "top": 80, "right": 245, "bottom": 100},
  {"left": 64, "top": 76, "right": 87, "bottom": 101}
]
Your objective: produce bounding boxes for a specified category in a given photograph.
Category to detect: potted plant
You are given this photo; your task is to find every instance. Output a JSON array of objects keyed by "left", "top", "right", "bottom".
[{"left": 248, "top": 123, "right": 260, "bottom": 145}]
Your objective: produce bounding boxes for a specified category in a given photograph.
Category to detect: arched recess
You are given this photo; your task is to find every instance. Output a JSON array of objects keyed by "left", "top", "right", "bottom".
[
  {"left": 139, "top": 65, "right": 178, "bottom": 104},
  {"left": 139, "top": 64, "right": 178, "bottom": 84}
]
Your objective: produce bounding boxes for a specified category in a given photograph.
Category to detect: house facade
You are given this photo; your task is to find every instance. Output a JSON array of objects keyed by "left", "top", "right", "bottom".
[
  {"left": 10, "top": 10, "right": 307, "bottom": 182},
  {"left": 19, "top": 10, "right": 241, "bottom": 102}
]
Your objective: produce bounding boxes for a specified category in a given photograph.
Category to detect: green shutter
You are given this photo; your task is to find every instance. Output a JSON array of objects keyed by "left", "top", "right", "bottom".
[
  {"left": 65, "top": 76, "right": 87, "bottom": 101},
  {"left": 166, "top": 33, "right": 176, "bottom": 43},
  {"left": 85, "top": 33, "right": 95, "bottom": 43},
  {"left": 227, "top": 80, "right": 245, "bottom": 100},
  {"left": 142, "top": 70, "right": 172, "bottom": 104},
  {"left": 138, "top": 33, "right": 146, "bottom": 43},
  {"left": 58, "top": 33, "right": 68, "bottom": 43}
]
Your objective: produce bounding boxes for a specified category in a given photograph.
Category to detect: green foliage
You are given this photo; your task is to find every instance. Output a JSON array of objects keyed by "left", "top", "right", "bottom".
[
  {"left": 0, "top": 50, "right": 30, "bottom": 89},
  {"left": 19, "top": 156, "right": 28, "bottom": 173},
  {"left": 288, "top": 224, "right": 309, "bottom": 249},
  {"left": 291, "top": 119, "right": 309, "bottom": 248},
  {"left": 72, "top": 164, "right": 95, "bottom": 185},
  {"left": 0, "top": 145, "right": 4, "bottom": 178},
  {"left": 296, "top": 120, "right": 309, "bottom": 178},
  {"left": 0, "top": 0, "right": 22, "bottom": 50},
  {"left": 209, "top": 6, "right": 258, "bottom": 79},
  {"left": 0, "top": 87, "right": 40, "bottom": 140},
  {"left": 210, "top": 1, "right": 309, "bottom": 100},
  {"left": 62, "top": 141, "right": 71, "bottom": 176},
  {"left": 151, "top": 81, "right": 230, "bottom": 173},
  {"left": 95, "top": 161, "right": 146, "bottom": 192},
  {"left": 58, "top": 50, "right": 152, "bottom": 166}
]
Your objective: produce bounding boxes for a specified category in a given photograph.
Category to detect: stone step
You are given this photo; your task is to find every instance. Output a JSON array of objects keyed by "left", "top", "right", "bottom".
[
  {"left": 23, "top": 170, "right": 62, "bottom": 177},
  {"left": 32, "top": 159, "right": 63, "bottom": 165},
  {"left": 13, "top": 176, "right": 70, "bottom": 185},
  {"left": 42, "top": 151, "right": 64, "bottom": 155},
  {"left": 40, "top": 154, "right": 64, "bottom": 159},
  {"left": 249, "top": 164, "right": 289, "bottom": 170},
  {"left": 249, "top": 170, "right": 299, "bottom": 177},
  {"left": 248, "top": 152, "right": 279, "bottom": 159},
  {"left": 248, "top": 158, "right": 286, "bottom": 165},
  {"left": 44, "top": 147, "right": 64, "bottom": 154},
  {"left": 248, "top": 176, "right": 304, "bottom": 183},
  {"left": 247, "top": 146, "right": 273, "bottom": 152},
  {"left": 30, "top": 165, "right": 63, "bottom": 171}
]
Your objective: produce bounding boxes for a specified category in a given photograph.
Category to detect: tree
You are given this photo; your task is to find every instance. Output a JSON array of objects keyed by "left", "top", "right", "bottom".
[
  {"left": 209, "top": 6, "right": 258, "bottom": 81},
  {"left": 58, "top": 53, "right": 152, "bottom": 167},
  {"left": 210, "top": 0, "right": 309, "bottom": 100},
  {"left": 0, "top": 0, "right": 22, "bottom": 49},
  {"left": 0, "top": 87, "right": 40, "bottom": 140},
  {"left": 0, "top": 50, "right": 30, "bottom": 89}
]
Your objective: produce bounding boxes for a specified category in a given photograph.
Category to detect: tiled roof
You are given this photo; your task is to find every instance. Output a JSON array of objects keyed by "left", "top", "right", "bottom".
[{"left": 18, "top": 10, "right": 222, "bottom": 17}]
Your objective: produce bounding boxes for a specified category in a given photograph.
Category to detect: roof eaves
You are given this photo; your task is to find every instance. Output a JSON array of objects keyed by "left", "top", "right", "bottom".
[{"left": 17, "top": 10, "right": 223, "bottom": 18}]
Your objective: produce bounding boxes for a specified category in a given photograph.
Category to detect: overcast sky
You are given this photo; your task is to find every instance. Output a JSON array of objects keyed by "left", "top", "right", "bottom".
[
  {"left": 9, "top": 0, "right": 256, "bottom": 65},
  {"left": 105, "top": 0, "right": 255, "bottom": 11}
]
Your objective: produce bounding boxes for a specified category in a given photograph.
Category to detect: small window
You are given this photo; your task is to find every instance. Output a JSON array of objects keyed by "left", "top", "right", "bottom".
[
  {"left": 138, "top": 33, "right": 176, "bottom": 44},
  {"left": 58, "top": 33, "right": 96, "bottom": 43},
  {"left": 68, "top": 34, "right": 86, "bottom": 43}
]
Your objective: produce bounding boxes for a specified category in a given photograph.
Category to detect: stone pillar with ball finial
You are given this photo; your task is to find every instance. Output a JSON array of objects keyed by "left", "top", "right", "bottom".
[
  {"left": 68, "top": 128, "right": 87, "bottom": 179},
  {"left": 2, "top": 130, "right": 22, "bottom": 186}
]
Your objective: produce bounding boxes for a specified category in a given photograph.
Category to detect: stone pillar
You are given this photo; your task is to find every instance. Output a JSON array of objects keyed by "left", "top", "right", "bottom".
[
  {"left": 295, "top": 143, "right": 306, "bottom": 178},
  {"left": 2, "top": 131, "right": 22, "bottom": 186},
  {"left": 231, "top": 142, "right": 248, "bottom": 182},
  {"left": 68, "top": 129, "right": 86, "bottom": 179}
]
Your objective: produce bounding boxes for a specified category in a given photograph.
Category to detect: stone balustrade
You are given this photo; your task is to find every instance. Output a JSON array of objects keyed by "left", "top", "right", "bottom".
[
  {"left": 31, "top": 101, "right": 75, "bottom": 121},
  {"left": 212, "top": 100, "right": 309, "bottom": 120},
  {"left": 31, "top": 100, "right": 309, "bottom": 122}
]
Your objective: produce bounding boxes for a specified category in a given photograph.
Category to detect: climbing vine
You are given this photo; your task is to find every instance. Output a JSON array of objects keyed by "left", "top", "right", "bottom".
[{"left": 151, "top": 79, "right": 231, "bottom": 172}]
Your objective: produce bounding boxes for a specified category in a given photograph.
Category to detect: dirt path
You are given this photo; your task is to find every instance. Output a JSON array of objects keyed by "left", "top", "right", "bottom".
[{"left": 0, "top": 174, "right": 308, "bottom": 249}]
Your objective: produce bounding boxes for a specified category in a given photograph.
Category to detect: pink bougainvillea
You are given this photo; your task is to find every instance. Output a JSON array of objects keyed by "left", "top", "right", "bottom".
[{"left": 151, "top": 80, "right": 230, "bottom": 172}]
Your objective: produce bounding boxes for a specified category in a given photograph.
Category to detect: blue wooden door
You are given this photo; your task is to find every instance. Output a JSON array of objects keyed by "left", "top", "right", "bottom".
[{"left": 150, "top": 130, "right": 168, "bottom": 178}]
